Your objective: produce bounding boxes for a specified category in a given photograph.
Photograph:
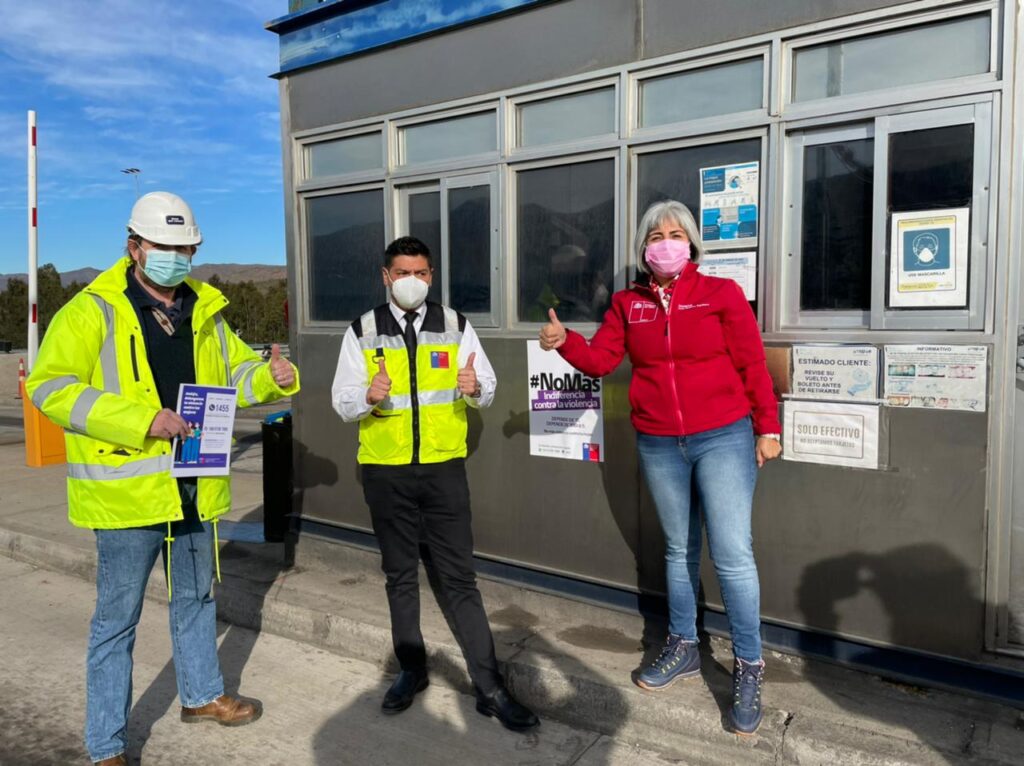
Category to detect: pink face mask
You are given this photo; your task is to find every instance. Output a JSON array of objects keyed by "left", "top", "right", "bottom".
[{"left": 645, "top": 238, "right": 691, "bottom": 279}]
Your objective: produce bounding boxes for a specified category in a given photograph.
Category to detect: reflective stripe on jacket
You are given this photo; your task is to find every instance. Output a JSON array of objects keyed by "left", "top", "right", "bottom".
[
  {"left": 25, "top": 256, "right": 301, "bottom": 529},
  {"left": 354, "top": 302, "right": 467, "bottom": 465}
]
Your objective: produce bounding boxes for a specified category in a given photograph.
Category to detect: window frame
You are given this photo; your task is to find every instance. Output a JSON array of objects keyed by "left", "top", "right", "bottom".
[
  {"left": 508, "top": 78, "right": 620, "bottom": 160},
  {"left": 395, "top": 169, "right": 501, "bottom": 328},
  {"left": 508, "top": 150, "right": 622, "bottom": 330},
  {"left": 630, "top": 128, "right": 769, "bottom": 322},
  {"left": 298, "top": 182, "right": 390, "bottom": 328},
  {"left": 630, "top": 47, "right": 771, "bottom": 143},
  {"left": 296, "top": 124, "right": 386, "bottom": 190},
  {"left": 782, "top": 2, "right": 1000, "bottom": 119},
  {"left": 392, "top": 104, "right": 501, "bottom": 176},
  {"left": 781, "top": 94, "right": 997, "bottom": 332}
]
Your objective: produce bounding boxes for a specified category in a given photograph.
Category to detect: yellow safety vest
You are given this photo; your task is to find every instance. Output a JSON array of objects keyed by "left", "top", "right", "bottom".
[
  {"left": 25, "top": 257, "right": 301, "bottom": 530},
  {"left": 355, "top": 302, "right": 467, "bottom": 465}
]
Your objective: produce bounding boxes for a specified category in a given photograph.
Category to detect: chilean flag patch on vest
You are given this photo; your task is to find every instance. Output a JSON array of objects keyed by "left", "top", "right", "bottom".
[{"left": 430, "top": 351, "right": 450, "bottom": 369}]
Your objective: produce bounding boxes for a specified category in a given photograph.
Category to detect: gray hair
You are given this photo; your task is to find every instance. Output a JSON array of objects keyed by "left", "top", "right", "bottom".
[{"left": 634, "top": 200, "right": 704, "bottom": 273}]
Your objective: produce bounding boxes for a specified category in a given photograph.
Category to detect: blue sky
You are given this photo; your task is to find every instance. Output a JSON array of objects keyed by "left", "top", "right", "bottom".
[{"left": 0, "top": 0, "right": 286, "bottom": 276}]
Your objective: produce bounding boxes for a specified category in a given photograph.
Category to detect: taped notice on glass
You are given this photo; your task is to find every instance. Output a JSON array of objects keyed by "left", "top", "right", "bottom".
[
  {"left": 527, "top": 340, "right": 604, "bottom": 462},
  {"left": 889, "top": 208, "right": 969, "bottom": 308},
  {"left": 883, "top": 345, "right": 987, "bottom": 412},
  {"left": 791, "top": 345, "right": 879, "bottom": 401},
  {"left": 783, "top": 400, "right": 880, "bottom": 470},
  {"left": 697, "top": 251, "right": 756, "bottom": 300},
  {"left": 700, "top": 161, "right": 759, "bottom": 243}
]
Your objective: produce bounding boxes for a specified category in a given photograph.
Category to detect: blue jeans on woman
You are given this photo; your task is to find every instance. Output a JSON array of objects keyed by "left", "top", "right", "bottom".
[
  {"left": 636, "top": 415, "right": 762, "bottom": 662},
  {"left": 85, "top": 493, "right": 224, "bottom": 762}
]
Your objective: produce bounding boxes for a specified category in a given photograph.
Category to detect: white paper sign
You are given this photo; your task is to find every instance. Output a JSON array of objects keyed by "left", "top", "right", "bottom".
[
  {"left": 697, "top": 251, "right": 757, "bottom": 300},
  {"left": 527, "top": 340, "right": 604, "bottom": 462},
  {"left": 700, "top": 162, "right": 759, "bottom": 244},
  {"left": 889, "top": 208, "right": 970, "bottom": 308},
  {"left": 883, "top": 345, "right": 987, "bottom": 412},
  {"left": 783, "top": 400, "right": 880, "bottom": 470},
  {"left": 791, "top": 345, "right": 879, "bottom": 401},
  {"left": 171, "top": 384, "right": 238, "bottom": 477}
]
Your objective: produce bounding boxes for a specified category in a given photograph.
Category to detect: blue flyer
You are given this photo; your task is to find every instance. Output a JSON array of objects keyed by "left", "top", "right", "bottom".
[
  {"left": 700, "top": 161, "right": 759, "bottom": 242},
  {"left": 171, "top": 384, "right": 238, "bottom": 477}
]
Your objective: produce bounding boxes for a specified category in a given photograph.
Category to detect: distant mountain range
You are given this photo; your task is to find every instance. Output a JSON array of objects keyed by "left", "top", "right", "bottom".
[{"left": 0, "top": 263, "right": 288, "bottom": 291}]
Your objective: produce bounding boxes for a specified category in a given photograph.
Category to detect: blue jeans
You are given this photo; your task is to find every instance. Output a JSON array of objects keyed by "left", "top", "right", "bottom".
[
  {"left": 636, "top": 416, "right": 762, "bottom": 661},
  {"left": 85, "top": 496, "right": 223, "bottom": 762}
]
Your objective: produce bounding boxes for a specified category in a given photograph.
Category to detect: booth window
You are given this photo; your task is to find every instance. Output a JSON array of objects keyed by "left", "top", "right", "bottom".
[
  {"left": 784, "top": 101, "right": 991, "bottom": 331},
  {"left": 516, "top": 87, "right": 616, "bottom": 148},
  {"left": 307, "top": 131, "right": 382, "bottom": 179},
  {"left": 305, "top": 189, "right": 386, "bottom": 322},
  {"left": 399, "top": 172, "right": 498, "bottom": 323},
  {"left": 792, "top": 13, "right": 992, "bottom": 103},
  {"left": 636, "top": 137, "right": 763, "bottom": 308},
  {"left": 403, "top": 188, "right": 443, "bottom": 304},
  {"left": 800, "top": 137, "right": 874, "bottom": 314},
  {"left": 399, "top": 111, "right": 497, "bottom": 166},
  {"left": 516, "top": 159, "right": 615, "bottom": 323},
  {"left": 638, "top": 57, "right": 764, "bottom": 129}
]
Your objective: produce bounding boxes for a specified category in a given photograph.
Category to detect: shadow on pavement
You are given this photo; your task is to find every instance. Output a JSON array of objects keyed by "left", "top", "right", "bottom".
[{"left": 797, "top": 543, "right": 986, "bottom": 764}]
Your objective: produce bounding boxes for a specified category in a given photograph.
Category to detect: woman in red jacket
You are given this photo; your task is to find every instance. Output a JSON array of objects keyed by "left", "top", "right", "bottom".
[{"left": 539, "top": 200, "right": 781, "bottom": 735}]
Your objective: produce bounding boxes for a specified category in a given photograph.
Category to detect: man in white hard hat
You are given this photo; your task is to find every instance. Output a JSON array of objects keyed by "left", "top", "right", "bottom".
[{"left": 26, "top": 192, "right": 300, "bottom": 766}]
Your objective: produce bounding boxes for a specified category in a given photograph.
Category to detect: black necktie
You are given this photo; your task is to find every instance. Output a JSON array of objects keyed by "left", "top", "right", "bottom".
[{"left": 403, "top": 311, "right": 418, "bottom": 351}]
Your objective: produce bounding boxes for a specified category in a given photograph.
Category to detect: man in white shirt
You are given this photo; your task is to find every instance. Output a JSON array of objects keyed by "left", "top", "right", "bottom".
[{"left": 331, "top": 236, "right": 538, "bottom": 731}]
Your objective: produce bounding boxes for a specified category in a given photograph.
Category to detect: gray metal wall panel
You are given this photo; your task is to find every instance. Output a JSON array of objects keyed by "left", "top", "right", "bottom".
[
  {"left": 745, "top": 409, "right": 987, "bottom": 660},
  {"left": 293, "top": 332, "right": 643, "bottom": 588},
  {"left": 294, "top": 326, "right": 990, "bottom": 659},
  {"left": 643, "top": 0, "right": 910, "bottom": 59},
  {"left": 1010, "top": 382, "right": 1024, "bottom": 645},
  {"left": 285, "top": 0, "right": 638, "bottom": 131}
]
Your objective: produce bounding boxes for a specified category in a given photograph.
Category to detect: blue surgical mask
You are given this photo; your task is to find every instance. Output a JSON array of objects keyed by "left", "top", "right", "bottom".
[{"left": 142, "top": 249, "right": 192, "bottom": 287}]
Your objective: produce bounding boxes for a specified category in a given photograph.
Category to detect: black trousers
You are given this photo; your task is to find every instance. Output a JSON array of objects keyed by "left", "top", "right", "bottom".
[{"left": 361, "top": 458, "right": 502, "bottom": 694}]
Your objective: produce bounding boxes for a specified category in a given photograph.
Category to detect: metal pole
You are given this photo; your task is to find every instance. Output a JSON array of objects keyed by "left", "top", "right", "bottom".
[{"left": 27, "top": 111, "right": 38, "bottom": 372}]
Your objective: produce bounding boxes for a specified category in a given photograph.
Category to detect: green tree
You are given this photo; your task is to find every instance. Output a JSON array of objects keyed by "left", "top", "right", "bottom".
[{"left": 0, "top": 278, "right": 27, "bottom": 345}]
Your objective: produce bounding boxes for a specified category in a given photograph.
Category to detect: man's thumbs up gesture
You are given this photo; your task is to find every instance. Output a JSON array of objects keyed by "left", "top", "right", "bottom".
[
  {"left": 269, "top": 343, "right": 296, "bottom": 388},
  {"left": 367, "top": 357, "right": 391, "bottom": 405},
  {"left": 457, "top": 352, "right": 481, "bottom": 398},
  {"left": 539, "top": 308, "right": 567, "bottom": 351}
]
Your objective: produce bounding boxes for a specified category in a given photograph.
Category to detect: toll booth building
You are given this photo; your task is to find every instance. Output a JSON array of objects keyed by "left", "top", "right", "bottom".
[{"left": 267, "top": 0, "right": 1024, "bottom": 693}]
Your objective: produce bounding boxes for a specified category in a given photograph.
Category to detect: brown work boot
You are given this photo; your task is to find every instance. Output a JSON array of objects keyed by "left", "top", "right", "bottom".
[
  {"left": 180, "top": 694, "right": 263, "bottom": 726},
  {"left": 94, "top": 756, "right": 127, "bottom": 766}
]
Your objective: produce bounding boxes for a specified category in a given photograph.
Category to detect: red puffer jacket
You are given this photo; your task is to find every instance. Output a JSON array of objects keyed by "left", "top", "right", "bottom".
[{"left": 558, "top": 262, "right": 780, "bottom": 437}]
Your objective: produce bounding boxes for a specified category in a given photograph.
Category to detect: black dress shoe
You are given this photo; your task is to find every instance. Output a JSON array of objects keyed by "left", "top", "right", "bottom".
[
  {"left": 381, "top": 670, "right": 429, "bottom": 714},
  {"left": 475, "top": 686, "right": 539, "bottom": 731}
]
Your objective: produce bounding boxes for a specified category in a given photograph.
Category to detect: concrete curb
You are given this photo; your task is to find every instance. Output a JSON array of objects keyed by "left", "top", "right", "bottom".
[{"left": 0, "top": 524, "right": 1018, "bottom": 765}]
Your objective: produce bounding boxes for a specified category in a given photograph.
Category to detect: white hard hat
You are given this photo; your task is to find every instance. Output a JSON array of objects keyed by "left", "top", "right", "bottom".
[{"left": 127, "top": 191, "right": 202, "bottom": 246}]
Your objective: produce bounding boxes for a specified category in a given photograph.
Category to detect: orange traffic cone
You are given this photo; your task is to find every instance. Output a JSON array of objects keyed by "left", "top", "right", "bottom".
[{"left": 17, "top": 357, "right": 25, "bottom": 399}]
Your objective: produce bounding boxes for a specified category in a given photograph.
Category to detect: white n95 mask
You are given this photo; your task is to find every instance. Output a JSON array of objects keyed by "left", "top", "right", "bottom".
[{"left": 389, "top": 275, "right": 429, "bottom": 310}]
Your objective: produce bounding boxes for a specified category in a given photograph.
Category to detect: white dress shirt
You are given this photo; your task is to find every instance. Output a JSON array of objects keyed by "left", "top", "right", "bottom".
[{"left": 331, "top": 301, "right": 497, "bottom": 423}]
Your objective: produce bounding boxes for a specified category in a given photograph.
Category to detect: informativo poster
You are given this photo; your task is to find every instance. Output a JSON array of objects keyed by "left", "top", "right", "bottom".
[
  {"left": 171, "top": 384, "right": 238, "bottom": 477},
  {"left": 526, "top": 341, "right": 604, "bottom": 462},
  {"left": 700, "top": 161, "right": 759, "bottom": 243},
  {"left": 883, "top": 345, "right": 987, "bottom": 412}
]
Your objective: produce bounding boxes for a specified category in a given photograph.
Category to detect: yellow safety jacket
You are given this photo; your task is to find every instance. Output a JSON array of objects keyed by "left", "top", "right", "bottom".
[
  {"left": 25, "top": 257, "right": 300, "bottom": 530},
  {"left": 354, "top": 302, "right": 467, "bottom": 465}
]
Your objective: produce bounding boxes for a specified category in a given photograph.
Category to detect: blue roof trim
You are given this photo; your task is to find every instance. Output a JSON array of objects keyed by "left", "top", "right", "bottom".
[{"left": 266, "top": 0, "right": 554, "bottom": 75}]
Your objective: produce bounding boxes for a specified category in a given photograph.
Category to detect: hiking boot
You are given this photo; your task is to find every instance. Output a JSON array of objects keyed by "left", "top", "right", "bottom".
[
  {"left": 728, "top": 657, "right": 765, "bottom": 735},
  {"left": 635, "top": 634, "right": 700, "bottom": 690}
]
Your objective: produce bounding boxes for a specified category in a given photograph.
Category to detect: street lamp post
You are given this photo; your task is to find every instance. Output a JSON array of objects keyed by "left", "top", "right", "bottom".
[{"left": 121, "top": 167, "right": 141, "bottom": 197}]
